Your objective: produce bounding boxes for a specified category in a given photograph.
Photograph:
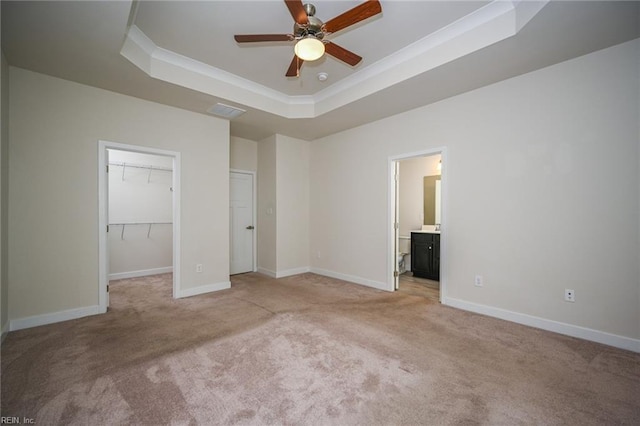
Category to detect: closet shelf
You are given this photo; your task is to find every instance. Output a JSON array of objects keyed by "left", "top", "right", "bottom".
[{"left": 108, "top": 162, "right": 172, "bottom": 172}]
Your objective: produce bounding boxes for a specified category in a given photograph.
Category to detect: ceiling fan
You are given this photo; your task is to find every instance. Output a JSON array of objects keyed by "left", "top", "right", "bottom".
[{"left": 234, "top": 0, "right": 382, "bottom": 77}]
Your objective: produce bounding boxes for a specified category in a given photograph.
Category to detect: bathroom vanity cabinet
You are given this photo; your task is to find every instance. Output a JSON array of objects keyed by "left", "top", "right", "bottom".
[{"left": 411, "top": 232, "right": 440, "bottom": 281}]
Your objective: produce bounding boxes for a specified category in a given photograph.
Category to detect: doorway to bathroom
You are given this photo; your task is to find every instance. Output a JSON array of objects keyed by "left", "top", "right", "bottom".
[{"left": 389, "top": 149, "right": 445, "bottom": 302}]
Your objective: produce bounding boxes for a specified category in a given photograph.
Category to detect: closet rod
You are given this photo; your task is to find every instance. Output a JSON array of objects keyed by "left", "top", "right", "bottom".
[{"left": 108, "top": 162, "right": 173, "bottom": 172}]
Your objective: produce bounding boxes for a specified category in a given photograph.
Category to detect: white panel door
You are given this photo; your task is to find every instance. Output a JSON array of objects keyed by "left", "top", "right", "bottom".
[{"left": 230, "top": 172, "right": 254, "bottom": 274}]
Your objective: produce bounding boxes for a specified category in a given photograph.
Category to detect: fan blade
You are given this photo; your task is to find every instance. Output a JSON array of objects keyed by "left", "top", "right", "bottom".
[
  {"left": 323, "top": 0, "right": 382, "bottom": 34},
  {"left": 234, "top": 34, "right": 292, "bottom": 43},
  {"left": 325, "top": 42, "right": 362, "bottom": 66},
  {"left": 286, "top": 56, "right": 304, "bottom": 77},
  {"left": 285, "top": 0, "right": 308, "bottom": 25}
]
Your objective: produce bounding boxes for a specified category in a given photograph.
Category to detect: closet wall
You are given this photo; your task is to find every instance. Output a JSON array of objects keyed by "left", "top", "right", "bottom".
[{"left": 108, "top": 149, "right": 173, "bottom": 279}]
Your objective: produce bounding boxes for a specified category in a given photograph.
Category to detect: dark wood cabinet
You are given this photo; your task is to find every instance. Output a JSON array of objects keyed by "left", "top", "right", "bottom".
[{"left": 411, "top": 232, "right": 440, "bottom": 281}]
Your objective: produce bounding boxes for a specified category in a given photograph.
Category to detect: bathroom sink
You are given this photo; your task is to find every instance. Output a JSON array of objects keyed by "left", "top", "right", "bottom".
[{"left": 418, "top": 225, "right": 440, "bottom": 233}]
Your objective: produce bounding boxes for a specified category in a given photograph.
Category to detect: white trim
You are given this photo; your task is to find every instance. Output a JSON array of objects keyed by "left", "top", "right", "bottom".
[
  {"left": 10, "top": 305, "right": 101, "bottom": 332},
  {"left": 1, "top": 321, "right": 9, "bottom": 344},
  {"left": 120, "top": 2, "right": 548, "bottom": 119},
  {"left": 313, "top": 0, "right": 522, "bottom": 116},
  {"left": 109, "top": 266, "right": 173, "bottom": 281},
  {"left": 276, "top": 267, "right": 310, "bottom": 278},
  {"left": 256, "top": 267, "right": 311, "bottom": 279},
  {"left": 121, "top": 26, "right": 313, "bottom": 119},
  {"left": 172, "top": 154, "right": 182, "bottom": 299},
  {"left": 444, "top": 297, "right": 640, "bottom": 353},
  {"left": 98, "top": 140, "right": 181, "bottom": 314},
  {"left": 176, "top": 281, "right": 231, "bottom": 298},
  {"left": 230, "top": 169, "right": 257, "bottom": 273},
  {"left": 388, "top": 147, "right": 447, "bottom": 303},
  {"left": 257, "top": 267, "right": 276, "bottom": 278},
  {"left": 310, "top": 267, "right": 389, "bottom": 292},
  {"left": 98, "top": 143, "right": 109, "bottom": 313}
]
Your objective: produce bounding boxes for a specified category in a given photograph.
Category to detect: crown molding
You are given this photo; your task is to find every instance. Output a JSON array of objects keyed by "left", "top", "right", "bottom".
[{"left": 120, "top": 1, "right": 548, "bottom": 119}]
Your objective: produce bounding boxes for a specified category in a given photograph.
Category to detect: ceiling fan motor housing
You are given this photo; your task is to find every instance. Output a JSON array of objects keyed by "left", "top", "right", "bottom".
[{"left": 294, "top": 3, "right": 325, "bottom": 40}]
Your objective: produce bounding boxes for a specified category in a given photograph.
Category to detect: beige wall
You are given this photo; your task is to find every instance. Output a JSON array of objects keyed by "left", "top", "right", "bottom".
[
  {"left": 311, "top": 40, "right": 640, "bottom": 340},
  {"left": 257, "top": 134, "right": 310, "bottom": 276},
  {"left": 230, "top": 136, "right": 258, "bottom": 172},
  {"left": 0, "top": 49, "right": 8, "bottom": 336},
  {"left": 8, "top": 67, "right": 230, "bottom": 321},
  {"left": 276, "top": 135, "right": 310, "bottom": 273},
  {"left": 257, "top": 135, "right": 277, "bottom": 274}
]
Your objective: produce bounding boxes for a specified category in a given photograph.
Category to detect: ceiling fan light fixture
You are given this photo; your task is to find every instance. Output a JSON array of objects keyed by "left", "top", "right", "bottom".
[{"left": 294, "top": 36, "right": 325, "bottom": 61}]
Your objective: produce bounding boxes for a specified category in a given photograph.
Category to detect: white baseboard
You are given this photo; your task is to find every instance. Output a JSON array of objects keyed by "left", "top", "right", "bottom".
[
  {"left": 1, "top": 321, "right": 9, "bottom": 344},
  {"left": 257, "top": 267, "right": 276, "bottom": 278},
  {"left": 257, "top": 267, "right": 310, "bottom": 278},
  {"left": 444, "top": 297, "right": 640, "bottom": 353},
  {"left": 176, "top": 281, "right": 231, "bottom": 298},
  {"left": 10, "top": 305, "right": 101, "bottom": 332},
  {"left": 276, "top": 267, "right": 310, "bottom": 278},
  {"left": 109, "top": 266, "right": 173, "bottom": 280},
  {"left": 310, "top": 267, "right": 390, "bottom": 292}
]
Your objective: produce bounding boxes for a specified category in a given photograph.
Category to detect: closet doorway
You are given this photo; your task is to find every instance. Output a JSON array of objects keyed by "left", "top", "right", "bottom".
[
  {"left": 98, "top": 141, "right": 181, "bottom": 313},
  {"left": 389, "top": 148, "right": 446, "bottom": 302}
]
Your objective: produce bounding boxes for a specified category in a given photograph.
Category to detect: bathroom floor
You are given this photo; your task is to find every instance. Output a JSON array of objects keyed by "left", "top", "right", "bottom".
[{"left": 398, "top": 272, "right": 440, "bottom": 302}]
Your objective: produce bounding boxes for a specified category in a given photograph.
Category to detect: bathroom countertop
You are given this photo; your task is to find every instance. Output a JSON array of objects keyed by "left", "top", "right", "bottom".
[{"left": 414, "top": 225, "right": 441, "bottom": 234}]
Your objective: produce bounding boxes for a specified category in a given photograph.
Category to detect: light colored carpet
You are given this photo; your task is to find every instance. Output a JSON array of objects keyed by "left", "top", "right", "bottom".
[{"left": 1, "top": 272, "right": 639, "bottom": 425}]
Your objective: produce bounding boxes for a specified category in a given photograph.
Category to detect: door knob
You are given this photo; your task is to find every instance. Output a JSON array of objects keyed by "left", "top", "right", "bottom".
[{"left": 246, "top": 225, "right": 255, "bottom": 230}]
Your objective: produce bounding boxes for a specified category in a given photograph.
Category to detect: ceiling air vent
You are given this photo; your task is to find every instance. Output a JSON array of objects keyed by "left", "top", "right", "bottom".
[{"left": 207, "top": 103, "right": 246, "bottom": 120}]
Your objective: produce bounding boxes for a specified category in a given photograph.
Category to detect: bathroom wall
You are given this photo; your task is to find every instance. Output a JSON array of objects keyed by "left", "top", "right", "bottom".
[
  {"left": 398, "top": 156, "right": 440, "bottom": 236},
  {"left": 398, "top": 155, "right": 440, "bottom": 258},
  {"left": 108, "top": 150, "right": 173, "bottom": 279}
]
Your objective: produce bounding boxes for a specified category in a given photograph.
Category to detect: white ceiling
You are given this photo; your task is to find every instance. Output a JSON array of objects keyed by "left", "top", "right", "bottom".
[
  {"left": 2, "top": 1, "right": 639, "bottom": 141},
  {"left": 134, "top": 0, "right": 490, "bottom": 95}
]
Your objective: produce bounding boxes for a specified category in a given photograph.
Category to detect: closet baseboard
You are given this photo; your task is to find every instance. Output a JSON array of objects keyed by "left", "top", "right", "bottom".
[{"left": 109, "top": 267, "right": 173, "bottom": 280}]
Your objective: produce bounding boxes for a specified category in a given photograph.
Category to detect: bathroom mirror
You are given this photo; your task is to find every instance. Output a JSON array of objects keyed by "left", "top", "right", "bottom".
[{"left": 423, "top": 176, "right": 441, "bottom": 225}]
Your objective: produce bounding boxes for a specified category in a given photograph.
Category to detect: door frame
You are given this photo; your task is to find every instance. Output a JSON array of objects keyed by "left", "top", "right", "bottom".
[
  {"left": 230, "top": 169, "right": 257, "bottom": 273},
  {"left": 98, "top": 140, "right": 182, "bottom": 313},
  {"left": 388, "top": 147, "right": 447, "bottom": 301}
]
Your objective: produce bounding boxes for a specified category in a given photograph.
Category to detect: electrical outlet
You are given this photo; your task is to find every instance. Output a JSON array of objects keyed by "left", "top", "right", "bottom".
[
  {"left": 564, "top": 289, "right": 575, "bottom": 302},
  {"left": 316, "top": 251, "right": 321, "bottom": 259},
  {"left": 474, "top": 275, "right": 483, "bottom": 287},
  {"left": 196, "top": 264, "right": 203, "bottom": 273}
]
